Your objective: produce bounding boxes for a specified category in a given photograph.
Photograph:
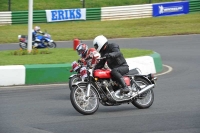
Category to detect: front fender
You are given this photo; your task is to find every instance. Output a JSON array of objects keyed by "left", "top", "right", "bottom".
[
  {"left": 69, "top": 74, "right": 78, "bottom": 79},
  {"left": 72, "top": 81, "right": 88, "bottom": 88},
  {"left": 72, "top": 81, "right": 101, "bottom": 99}
]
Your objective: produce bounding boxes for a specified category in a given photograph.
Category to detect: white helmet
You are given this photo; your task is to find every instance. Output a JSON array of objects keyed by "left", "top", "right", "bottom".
[
  {"left": 93, "top": 35, "right": 108, "bottom": 52},
  {"left": 34, "top": 26, "right": 40, "bottom": 32}
]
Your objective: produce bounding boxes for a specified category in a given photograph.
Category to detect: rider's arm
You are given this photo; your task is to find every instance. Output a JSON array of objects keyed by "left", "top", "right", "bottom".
[
  {"left": 94, "top": 59, "right": 106, "bottom": 69},
  {"left": 38, "top": 30, "right": 44, "bottom": 34},
  {"left": 107, "top": 45, "right": 122, "bottom": 58}
]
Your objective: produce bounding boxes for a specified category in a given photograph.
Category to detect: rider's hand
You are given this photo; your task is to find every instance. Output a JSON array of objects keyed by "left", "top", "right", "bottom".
[
  {"left": 78, "top": 58, "right": 85, "bottom": 63},
  {"left": 77, "top": 59, "right": 81, "bottom": 63}
]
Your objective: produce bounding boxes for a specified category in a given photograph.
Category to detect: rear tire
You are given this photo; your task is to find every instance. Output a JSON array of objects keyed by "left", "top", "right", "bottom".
[
  {"left": 48, "top": 42, "right": 56, "bottom": 48},
  {"left": 131, "top": 77, "right": 154, "bottom": 109},
  {"left": 19, "top": 42, "right": 27, "bottom": 49},
  {"left": 70, "top": 84, "right": 99, "bottom": 115}
]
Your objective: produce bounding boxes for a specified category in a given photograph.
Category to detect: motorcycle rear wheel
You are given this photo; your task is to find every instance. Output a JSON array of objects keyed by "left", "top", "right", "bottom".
[
  {"left": 19, "top": 42, "right": 27, "bottom": 49},
  {"left": 69, "top": 75, "right": 81, "bottom": 91},
  {"left": 131, "top": 77, "right": 154, "bottom": 109},
  {"left": 70, "top": 84, "right": 99, "bottom": 115},
  {"left": 48, "top": 42, "right": 56, "bottom": 48}
]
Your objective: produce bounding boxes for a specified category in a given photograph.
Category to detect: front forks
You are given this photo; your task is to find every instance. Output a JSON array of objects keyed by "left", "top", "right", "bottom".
[{"left": 86, "top": 83, "right": 91, "bottom": 98}]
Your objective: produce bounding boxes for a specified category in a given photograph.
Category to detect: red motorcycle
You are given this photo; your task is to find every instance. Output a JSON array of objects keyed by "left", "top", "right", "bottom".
[{"left": 70, "top": 58, "right": 157, "bottom": 115}]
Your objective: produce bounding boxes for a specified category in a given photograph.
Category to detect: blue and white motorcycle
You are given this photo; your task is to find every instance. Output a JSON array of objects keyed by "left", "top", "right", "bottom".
[{"left": 18, "top": 32, "right": 56, "bottom": 49}]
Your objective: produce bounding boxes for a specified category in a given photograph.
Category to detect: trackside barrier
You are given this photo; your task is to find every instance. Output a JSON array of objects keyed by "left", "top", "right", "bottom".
[
  {"left": 25, "top": 64, "right": 73, "bottom": 85},
  {"left": 0, "top": 1, "right": 199, "bottom": 25},
  {"left": 0, "top": 52, "right": 162, "bottom": 86},
  {"left": 86, "top": 8, "right": 101, "bottom": 20},
  {"left": 189, "top": 0, "right": 200, "bottom": 12},
  {"left": 11, "top": 10, "right": 47, "bottom": 24},
  {"left": 101, "top": 4, "right": 152, "bottom": 21},
  {"left": 0, "top": 12, "right": 12, "bottom": 25}
]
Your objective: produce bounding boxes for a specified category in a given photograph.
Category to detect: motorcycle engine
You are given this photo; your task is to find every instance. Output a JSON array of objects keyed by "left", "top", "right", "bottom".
[{"left": 101, "top": 80, "right": 114, "bottom": 93}]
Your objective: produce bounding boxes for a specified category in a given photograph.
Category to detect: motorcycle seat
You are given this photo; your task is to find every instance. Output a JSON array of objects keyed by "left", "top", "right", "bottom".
[{"left": 124, "top": 68, "right": 141, "bottom": 76}]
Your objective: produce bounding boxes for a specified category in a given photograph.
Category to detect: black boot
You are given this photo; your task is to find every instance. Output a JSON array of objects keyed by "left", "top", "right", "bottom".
[{"left": 118, "top": 78, "right": 130, "bottom": 94}]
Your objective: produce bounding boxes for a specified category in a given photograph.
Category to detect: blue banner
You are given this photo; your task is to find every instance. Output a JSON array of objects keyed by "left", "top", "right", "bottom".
[
  {"left": 153, "top": 1, "right": 189, "bottom": 17},
  {"left": 46, "top": 9, "right": 86, "bottom": 22}
]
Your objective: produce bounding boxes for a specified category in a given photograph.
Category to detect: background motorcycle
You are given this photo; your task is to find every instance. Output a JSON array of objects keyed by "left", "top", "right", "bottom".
[
  {"left": 69, "top": 60, "right": 85, "bottom": 91},
  {"left": 18, "top": 32, "right": 56, "bottom": 49},
  {"left": 70, "top": 58, "right": 157, "bottom": 115}
]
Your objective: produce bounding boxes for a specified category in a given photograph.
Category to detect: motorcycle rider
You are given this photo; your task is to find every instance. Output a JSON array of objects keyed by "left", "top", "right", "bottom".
[
  {"left": 32, "top": 26, "right": 45, "bottom": 48},
  {"left": 76, "top": 43, "right": 100, "bottom": 67},
  {"left": 93, "top": 35, "right": 130, "bottom": 94}
]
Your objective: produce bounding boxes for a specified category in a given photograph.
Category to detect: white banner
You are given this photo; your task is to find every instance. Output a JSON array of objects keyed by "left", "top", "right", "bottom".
[{"left": 46, "top": 9, "right": 86, "bottom": 22}]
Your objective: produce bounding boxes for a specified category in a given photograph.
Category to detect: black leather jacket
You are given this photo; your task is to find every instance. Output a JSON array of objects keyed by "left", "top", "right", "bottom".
[{"left": 95, "top": 43, "right": 128, "bottom": 69}]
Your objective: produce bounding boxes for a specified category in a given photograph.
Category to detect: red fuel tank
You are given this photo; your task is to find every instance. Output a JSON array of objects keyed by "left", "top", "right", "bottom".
[{"left": 93, "top": 69, "right": 111, "bottom": 78}]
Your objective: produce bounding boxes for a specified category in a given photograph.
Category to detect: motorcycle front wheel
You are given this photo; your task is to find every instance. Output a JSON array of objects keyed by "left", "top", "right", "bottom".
[
  {"left": 69, "top": 75, "right": 81, "bottom": 91},
  {"left": 48, "top": 42, "right": 56, "bottom": 48},
  {"left": 70, "top": 84, "right": 99, "bottom": 115},
  {"left": 19, "top": 42, "right": 27, "bottom": 49},
  {"left": 131, "top": 77, "right": 154, "bottom": 109}
]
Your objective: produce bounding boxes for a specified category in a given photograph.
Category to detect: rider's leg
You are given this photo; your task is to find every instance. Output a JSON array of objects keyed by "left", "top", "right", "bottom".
[{"left": 111, "top": 66, "right": 130, "bottom": 94}]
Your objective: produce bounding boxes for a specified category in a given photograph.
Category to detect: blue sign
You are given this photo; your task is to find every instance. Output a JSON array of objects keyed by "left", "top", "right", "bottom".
[
  {"left": 153, "top": 1, "right": 189, "bottom": 17},
  {"left": 46, "top": 9, "right": 86, "bottom": 22}
]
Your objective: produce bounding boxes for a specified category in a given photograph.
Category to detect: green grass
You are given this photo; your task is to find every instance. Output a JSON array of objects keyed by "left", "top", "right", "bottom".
[
  {"left": 0, "top": 48, "right": 153, "bottom": 65},
  {"left": 0, "top": 0, "right": 175, "bottom": 11},
  {"left": 0, "top": 13, "right": 199, "bottom": 44},
  {"left": 0, "top": 0, "right": 199, "bottom": 66}
]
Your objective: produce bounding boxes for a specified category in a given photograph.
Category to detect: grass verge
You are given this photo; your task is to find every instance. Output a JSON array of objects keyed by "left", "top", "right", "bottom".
[
  {"left": 0, "top": 13, "right": 200, "bottom": 44},
  {"left": 0, "top": 48, "right": 153, "bottom": 65}
]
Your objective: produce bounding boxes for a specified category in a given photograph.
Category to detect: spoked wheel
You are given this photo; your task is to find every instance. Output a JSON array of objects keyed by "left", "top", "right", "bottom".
[
  {"left": 48, "top": 42, "right": 56, "bottom": 48},
  {"left": 131, "top": 77, "right": 154, "bottom": 109},
  {"left": 70, "top": 84, "right": 99, "bottom": 115},
  {"left": 19, "top": 42, "right": 27, "bottom": 49},
  {"left": 69, "top": 75, "right": 81, "bottom": 91}
]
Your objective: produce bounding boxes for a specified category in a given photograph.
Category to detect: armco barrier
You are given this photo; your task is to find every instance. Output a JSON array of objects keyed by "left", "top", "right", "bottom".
[
  {"left": 10, "top": 8, "right": 101, "bottom": 24},
  {"left": 189, "top": 0, "right": 200, "bottom": 12},
  {"left": 0, "top": 11, "right": 12, "bottom": 25},
  {"left": 1, "top": 1, "right": 199, "bottom": 25},
  {"left": 101, "top": 4, "right": 152, "bottom": 21},
  {"left": 12, "top": 10, "right": 47, "bottom": 24},
  {"left": 0, "top": 52, "right": 163, "bottom": 86},
  {"left": 86, "top": 8, "right": 101, "bottom": 20}
]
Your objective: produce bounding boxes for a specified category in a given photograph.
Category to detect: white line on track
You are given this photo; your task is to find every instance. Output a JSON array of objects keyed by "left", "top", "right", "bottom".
[{"left": 155, "top": 64, "right": 173, "bottom": 76}]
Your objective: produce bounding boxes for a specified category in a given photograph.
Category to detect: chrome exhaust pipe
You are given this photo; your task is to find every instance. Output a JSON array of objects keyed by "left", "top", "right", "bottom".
[{"left": 132, "top": 84, "right": 154, "bottom": 97}]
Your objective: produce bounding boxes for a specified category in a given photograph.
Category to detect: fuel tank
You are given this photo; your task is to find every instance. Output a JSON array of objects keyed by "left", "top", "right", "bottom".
[{"left": 93, "top": 69, "right": 111, "bottom": 78}]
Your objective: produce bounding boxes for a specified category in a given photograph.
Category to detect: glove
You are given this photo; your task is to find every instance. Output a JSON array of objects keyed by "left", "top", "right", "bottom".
[
  {"left": 78, "top": 58, "right": 85, "bottom": 63},
  {"left": 105, "top": 53, "right": 111, "bottom": 58},
  {"left": 77, "top": 59, "right": 82, "bottom": 63}
]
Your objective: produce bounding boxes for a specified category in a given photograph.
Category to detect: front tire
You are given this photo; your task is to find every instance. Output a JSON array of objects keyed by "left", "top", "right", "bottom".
[
  {"left": 69, "top": 75, "right": 81, "bottom": 91},
  {"left": 70, "top": 84, "right": 99, "bottom": 115},
  {"left": 131, "top": 77, "right": 154, "bottom": 109}
]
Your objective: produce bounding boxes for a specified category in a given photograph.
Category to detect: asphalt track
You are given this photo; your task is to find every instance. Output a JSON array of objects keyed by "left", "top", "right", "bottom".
[{"left": 0, "top": 34, "right": 200, "bottom": 133}]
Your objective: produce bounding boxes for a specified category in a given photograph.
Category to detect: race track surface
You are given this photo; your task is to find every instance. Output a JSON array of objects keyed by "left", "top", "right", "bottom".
[{"left": 0, "top": 35, "right": 200, "bottom": 133}]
